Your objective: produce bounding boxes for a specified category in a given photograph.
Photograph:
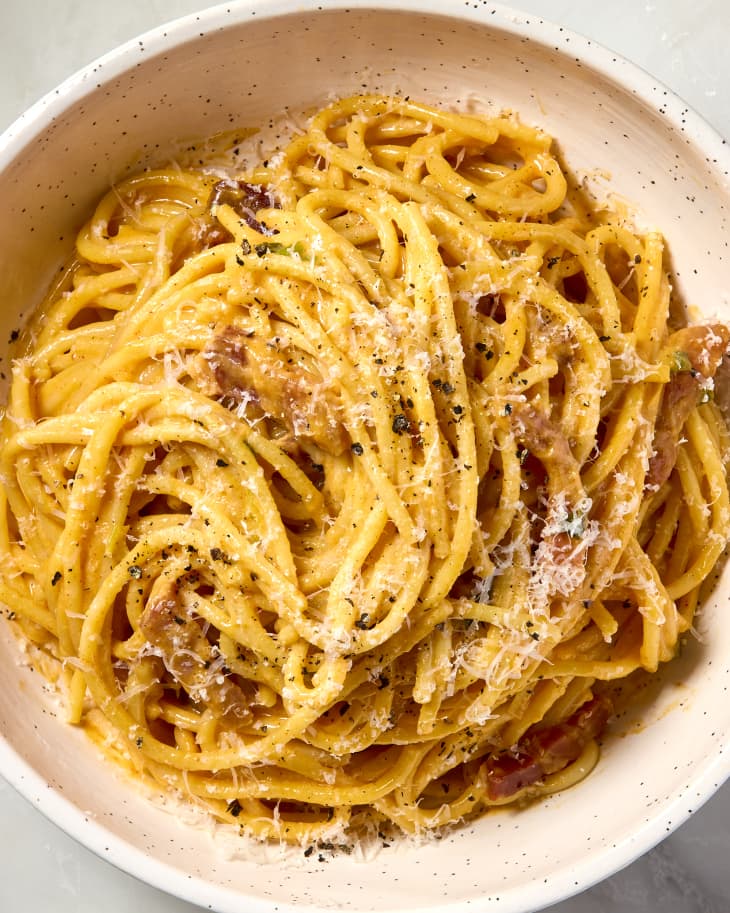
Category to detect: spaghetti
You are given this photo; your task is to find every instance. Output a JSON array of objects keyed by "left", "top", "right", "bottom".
[{"left": 1, "top": 94, "right": 728, "bottom": 844}]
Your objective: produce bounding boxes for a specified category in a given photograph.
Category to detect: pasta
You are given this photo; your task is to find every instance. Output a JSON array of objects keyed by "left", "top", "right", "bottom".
[{"left": 1, "top": 94, "right": 729, "bottom": 845}]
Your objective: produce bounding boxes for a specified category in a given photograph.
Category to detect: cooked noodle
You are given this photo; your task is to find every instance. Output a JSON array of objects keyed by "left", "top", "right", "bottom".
[{"left": 1, "top": 94, "right": 728, "bottom": 843}]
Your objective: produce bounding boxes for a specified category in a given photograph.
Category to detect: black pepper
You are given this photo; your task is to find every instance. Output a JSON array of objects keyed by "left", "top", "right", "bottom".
[{"left": 226, "top": 798, "right": 242, "bottom": 817}]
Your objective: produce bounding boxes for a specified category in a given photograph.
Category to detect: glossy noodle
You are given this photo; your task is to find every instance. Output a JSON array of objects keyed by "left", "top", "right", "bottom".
[{"left": 1, "top": 95, "right": 728, "bottom": 844}]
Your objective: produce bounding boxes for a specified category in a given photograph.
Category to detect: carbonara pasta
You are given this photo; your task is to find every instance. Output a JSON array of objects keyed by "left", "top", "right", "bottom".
[{"left": 1, "top": 94, "right": 729, "bottom": 845}]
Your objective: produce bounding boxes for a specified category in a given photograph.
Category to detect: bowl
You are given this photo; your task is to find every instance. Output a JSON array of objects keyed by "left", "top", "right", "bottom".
[{"left": 1, "top": 2, "right": 729, "bottom": 911}]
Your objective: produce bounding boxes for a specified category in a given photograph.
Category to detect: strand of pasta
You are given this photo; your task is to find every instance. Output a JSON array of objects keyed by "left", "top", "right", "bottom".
[{"left": 0, "top": 94, "right": 728, "bottom": 842}]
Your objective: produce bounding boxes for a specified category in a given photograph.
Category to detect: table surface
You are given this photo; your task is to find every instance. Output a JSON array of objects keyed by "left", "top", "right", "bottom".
[{"left": 1, "top": 1, "right": 729, "bottom": 911}]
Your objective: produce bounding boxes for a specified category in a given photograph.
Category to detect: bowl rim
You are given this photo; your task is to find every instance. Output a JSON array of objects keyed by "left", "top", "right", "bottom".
[{"left": 1, "top": 2, "right": 729, "bottom": 912}]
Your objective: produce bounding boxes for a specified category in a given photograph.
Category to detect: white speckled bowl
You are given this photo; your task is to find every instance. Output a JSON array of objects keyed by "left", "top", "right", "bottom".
[{"left": 1, "top": 2, "right": 729, "bottom": 911}]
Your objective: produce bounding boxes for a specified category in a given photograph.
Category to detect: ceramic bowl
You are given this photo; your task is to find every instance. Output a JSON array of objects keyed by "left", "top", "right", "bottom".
[{"left": 1, "top": 2, "right": 729, "bottom": 911}]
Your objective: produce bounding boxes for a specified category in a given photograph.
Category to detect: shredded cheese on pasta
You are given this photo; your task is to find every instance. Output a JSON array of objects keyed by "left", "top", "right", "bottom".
[{"left": 1, "top": 94, "right": 729, "bottom": 845}]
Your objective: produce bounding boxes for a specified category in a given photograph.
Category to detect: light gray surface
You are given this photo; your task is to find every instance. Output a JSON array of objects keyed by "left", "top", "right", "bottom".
[{"left": 0, "top": 1, "right": 729, "bottom": 911}]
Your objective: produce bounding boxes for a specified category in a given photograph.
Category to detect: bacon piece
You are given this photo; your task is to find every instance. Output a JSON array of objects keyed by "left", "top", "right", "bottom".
[
  {"left": 195, "top": 218, "right": 233, "bottom": 249},
  {"left": 209, "top": 179, "right": 279, "bottom": 235},
  {"left": 138, "top": 581, "right": 250, "bottom": 723},
  {"left": 171, "top": 216, "right": 233, "bottom": 272},
  {"left": 510, "top": 404, "right": 584, "bottom": 505},
  {"left": 510, "top": 404, "right": 592, "bottom": 600},
  {"left": 647, "top": 323, "right": 730, "bottom": 489},
  {"left": 171, "top": 181, "right": 279, "bottom": 269},
  {"left": 484, "top": 752, "right": 544, "bottom": 799},
  {"left": 197, "top": 327, "right": 350, "bottom": 456},
  {"left": 484, "top": 695, "right": 612, "bottom": 800}
]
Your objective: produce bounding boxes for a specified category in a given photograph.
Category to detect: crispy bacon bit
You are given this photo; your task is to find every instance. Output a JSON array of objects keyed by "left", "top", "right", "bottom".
[
  {"left": 484, "top": 695, "right": 612, "bottom": 800},
  {"left": 138, "top": 581, "right": 250, "bottom": 723},
  {"left": 513, "top": 400, "right": 573, "bottom": 451},
  {"left": 173, "top": 181, "right": 281, "bottom": 266},
  {"left": 647, "top": 323, "right": 730, "bottom": 489},
  {"left": 209, "top": 179, "right": 279, "bottom": 235},
  {"left": 510, "top": 404, "right": 591, "bottom": 588},
  {"left": 197, "top": 327, "right": 350, "bottom": 456},
  {"left": 484, "top": 752, "right": 544, "bottom": 798},
  {"left": 171, "top": 216, "right": 233, "bottom": 271},
  {"left": 477, "top": 293, "right": 505, "bottom": 322},
  {"left": 195, "top": 219, "right": 233, "bottom": 249}
]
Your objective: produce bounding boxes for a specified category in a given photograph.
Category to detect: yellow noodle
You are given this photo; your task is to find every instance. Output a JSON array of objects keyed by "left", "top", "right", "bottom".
[{"left": 0, "top": 94, "right": 728, "bottom": 845}]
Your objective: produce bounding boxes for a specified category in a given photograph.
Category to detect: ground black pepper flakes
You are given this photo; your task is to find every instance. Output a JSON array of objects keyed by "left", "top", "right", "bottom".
[{"left": 226, "top": 798, "right": 242, "bottom": 817}]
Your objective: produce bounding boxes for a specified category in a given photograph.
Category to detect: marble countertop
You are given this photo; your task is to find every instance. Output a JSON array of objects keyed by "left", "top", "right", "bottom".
[{"left": 0, "top": 1, "right": 729, "bottom": 911}]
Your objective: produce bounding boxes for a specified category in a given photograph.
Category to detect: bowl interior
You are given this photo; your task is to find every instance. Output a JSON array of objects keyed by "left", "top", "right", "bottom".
[{"left": 1, "top": 4, "right": 729, "bottom": 913}]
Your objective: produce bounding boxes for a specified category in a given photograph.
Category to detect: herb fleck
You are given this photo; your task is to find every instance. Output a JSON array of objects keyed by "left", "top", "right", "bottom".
[{"left": 671, "top": 350, "right": 692, "bottom": 374}]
